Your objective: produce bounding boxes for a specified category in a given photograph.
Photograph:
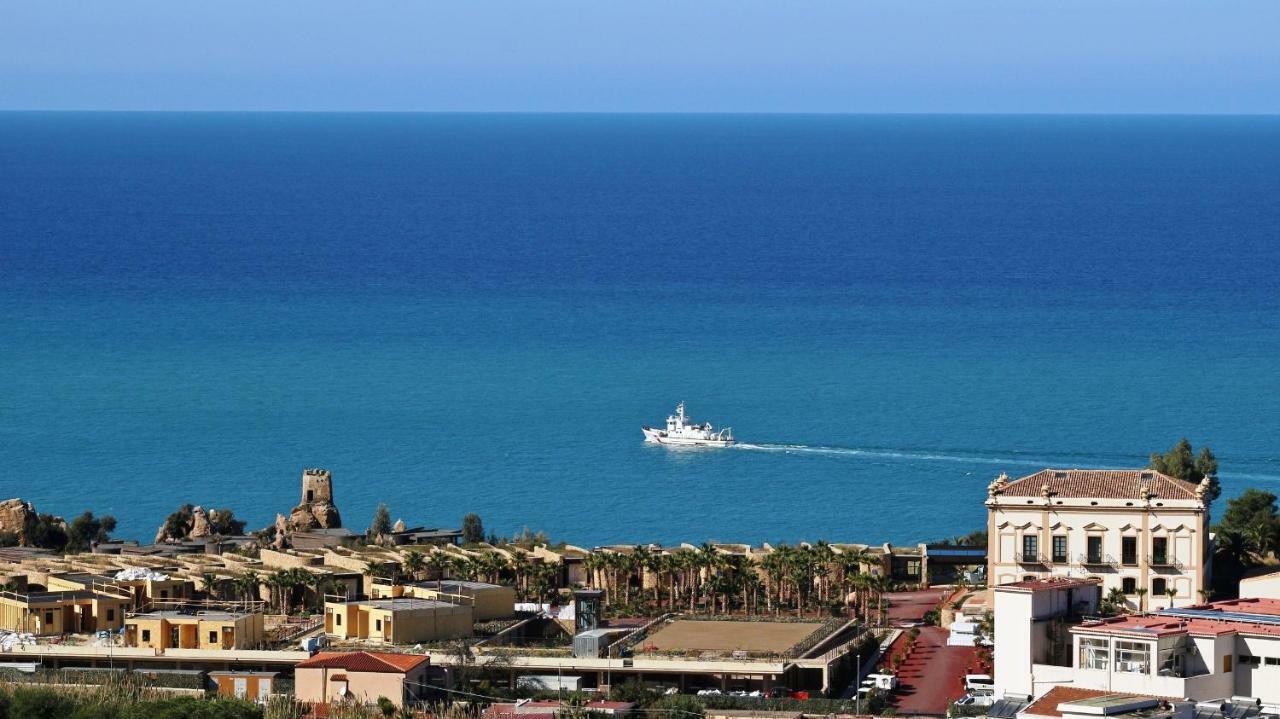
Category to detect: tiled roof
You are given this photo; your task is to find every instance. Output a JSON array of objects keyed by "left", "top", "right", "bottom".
[
  {"left": 1022, "top": 688, "right": 1151, "bottom": 718},
  {"left": 999, "top": 577, "right": 1100, "bottom": 592},
  {"left": 295, "top": 651, "right": 429, "bottom": 673},
  {"left": 997, "top": 469, "right": 1199, "bottom": 500}
]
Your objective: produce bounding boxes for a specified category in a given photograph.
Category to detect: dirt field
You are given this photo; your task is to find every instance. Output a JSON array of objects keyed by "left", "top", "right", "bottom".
[{"left": 640, "top": 619, "right": 822, "bottom": 654}]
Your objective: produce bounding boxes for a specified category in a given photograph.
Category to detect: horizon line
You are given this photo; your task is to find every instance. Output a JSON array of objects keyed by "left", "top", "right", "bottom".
[{"left": 2, "top": 109, "right": 1279, "bottom": 118}]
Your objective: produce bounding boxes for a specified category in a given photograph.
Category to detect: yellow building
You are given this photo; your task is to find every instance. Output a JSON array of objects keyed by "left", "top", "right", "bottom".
[
  {"left": 125, "top": 610, "right": 264, "bottom": 650},
  {"left": 324, "top": 597, "right": 472, "bottom": 644},
  {"left": 369, "top": 580, "right": 516, "bottom": 621},
  {"left": 45, "top": 571, "right": 193, "bottom": 611},
  {"left": 0, "top": 589, "right": 130, "bottom": 636}
]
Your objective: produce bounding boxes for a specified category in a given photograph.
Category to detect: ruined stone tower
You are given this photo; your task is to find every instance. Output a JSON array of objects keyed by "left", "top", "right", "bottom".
[
  {"left": 288, "top": 468, "right": 342, "bottom": 531},
  {"left": 300, "top": 468, "right": 334, "bottom": 506}
]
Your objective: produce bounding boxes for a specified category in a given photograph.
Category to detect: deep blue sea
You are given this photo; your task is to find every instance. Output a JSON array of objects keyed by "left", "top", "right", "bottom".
[{"left": 2, "top": 113, "right": 1279, "bottom": 547}]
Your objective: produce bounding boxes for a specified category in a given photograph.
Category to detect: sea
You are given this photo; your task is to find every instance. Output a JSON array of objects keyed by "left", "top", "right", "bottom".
[{"left": 2, "top": 113, "right": 1279, "bottom": 547}]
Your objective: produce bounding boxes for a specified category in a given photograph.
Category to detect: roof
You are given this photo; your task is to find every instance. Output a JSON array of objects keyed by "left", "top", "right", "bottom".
[
  {"left": 295, "top": 651, "right": 430, "bottom": 673},
  {"left": 994, "top": 469, "right": 1200, "bottom": 501},
  {"left": 341, "top": 597, "right": 460, "bottom": 611},
  {"left": 1022, "top": 688, "right": 1158, "bottom": 719},
  {"left": 130, "top": 610, "right": 252, "bottom": 621},
  {"left": 998, "top": 577, "right": 1100, "bottom": 592}
]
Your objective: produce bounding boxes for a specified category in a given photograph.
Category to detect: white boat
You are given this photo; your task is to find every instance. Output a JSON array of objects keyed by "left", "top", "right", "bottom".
[{"left": 642, "top": 402, "right": 735, "bottom": 447}]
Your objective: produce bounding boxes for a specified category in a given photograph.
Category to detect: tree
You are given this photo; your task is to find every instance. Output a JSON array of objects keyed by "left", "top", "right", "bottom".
[
  {"left": 162, "top": 504, "right": 196, "bottom": 540},
  {"left": 208, "top": 508, "right": 247, "bottom": 536},
  {"left": 26, "top": 514, "right": 69, "bottom": 552},
  {"left": 402, "top": 549, "right": 426, "bottom": 580},
  {"left": 66, "top": 511, "right": 116, "bottom": 553},
  {"left": 1150, "top": 438, "right": 1219, "bottom": 503},
  {"left": 462, "top": 513, "right": 485, "bottom": 544},
  {"left": 368, "top": 503, "right": 393, "bottom": 544}
]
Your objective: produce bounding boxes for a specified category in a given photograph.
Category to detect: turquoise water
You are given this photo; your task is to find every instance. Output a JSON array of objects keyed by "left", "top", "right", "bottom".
[{"left": 2, "top": 113, "right": 1279, "bottom": 545}]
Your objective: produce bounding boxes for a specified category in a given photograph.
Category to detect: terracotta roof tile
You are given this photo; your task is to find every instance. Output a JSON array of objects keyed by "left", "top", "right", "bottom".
[
  {"left": 296, "top": 651, "right": 429, "bottom": 673},
  {"left": 1022, "top": 688, "right": 1160, "bottom": 718},
  {"left": 996, "top": 469, "right": 1199, "bottom": 501}
]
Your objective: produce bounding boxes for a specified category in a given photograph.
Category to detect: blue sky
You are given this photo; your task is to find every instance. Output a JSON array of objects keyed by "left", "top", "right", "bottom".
[{"left": 2, "top": 1, "right": 1277, "bottom": 113}]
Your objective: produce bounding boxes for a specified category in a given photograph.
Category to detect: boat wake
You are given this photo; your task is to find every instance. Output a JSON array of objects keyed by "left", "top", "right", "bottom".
[
  {"left": 732, "top": 443, "right": 1280, "bottom": 483},
  {"left": 734, "top": 442, "right": 1094, "bottom": 469}
]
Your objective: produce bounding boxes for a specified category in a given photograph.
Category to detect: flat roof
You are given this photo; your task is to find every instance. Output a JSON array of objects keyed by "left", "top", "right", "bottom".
[
  {"left": 344, "top": 598, "right": 461, "bottom": 611},
  {"left": 998, "top": 577, "right": 1100, "bottom": 592},
  {"left": 130, "top": 610, "right": 252, "bottom": 621}
]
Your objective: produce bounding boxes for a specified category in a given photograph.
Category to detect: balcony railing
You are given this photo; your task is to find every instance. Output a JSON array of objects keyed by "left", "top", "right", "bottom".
[
  {"left": 1016, "top": 553, "right": 1048, "bottom": 564},
  {"left": 1148, "top": 555, "right": 1184, "bottom": 569},
  {"left": 1078, "top": 553, "right": 1116, "bottom": 566}
]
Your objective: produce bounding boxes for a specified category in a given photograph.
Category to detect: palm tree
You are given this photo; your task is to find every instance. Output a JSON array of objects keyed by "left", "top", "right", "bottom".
[
  {"left": 235, "top": 571, "right": 260, "bottom": 605},
  {"left": 1135, "top": 587, "right": 1148, "bottom": 613},
  {"left": 1165, "top": 587, "right": 1178, "bottom": 608},
  {"left": 510, "top": 552, "right": 532, "bottom": 598},
  {"left": 401, "top": 550, "right": 426, "bottom": 582},
  {"left": 200, "top": 572, "right": 219, "bottom": 600},
  {"left": 427, "top": 551, "right": 452, "bottom": 580}
]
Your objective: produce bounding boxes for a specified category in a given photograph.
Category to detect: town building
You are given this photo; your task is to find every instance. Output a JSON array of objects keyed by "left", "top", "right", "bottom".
[
  {"left": 484, "top": 700, "right": 636, "bottom": 719},
  {"left": 995, "top": 579, "right": 1280, "bottom": 709},
  {"left": 992, "top": 577, "right": 1102, "bottom": 698},
  {"left": 0, "top": 588, "right": 130, "bottom": 636},
  {"left": 324, "top": 597, "right": 473, "bottom": 643},
  {"left": 294, "top": 651, "right": 431, "bottom": 708},
  {"left": 986, "top": 469, "right": 1213, "bottom": 610},
  {"left": 368, "top": 579, "right": 516, "bottom": 621},
  {"left": 209, "top": 670, "right": 280, "bottom": 700},
  {"left": 125, "top": 609, "right": 264, "bottom": 650}
]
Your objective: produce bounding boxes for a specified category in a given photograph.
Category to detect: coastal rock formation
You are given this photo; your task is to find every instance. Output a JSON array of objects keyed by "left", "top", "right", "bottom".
[
  {"left": 272, "top": 513, "right": 289, "bottom": 549},
  {"left": 286, "top": 468, "right": 342, "bottom": 531},
  {"left": 0, "top": 499, "right": 37, "bottom": 544},
  {"left": 189, "top": 506, "right": 212, "bottom": 539}
]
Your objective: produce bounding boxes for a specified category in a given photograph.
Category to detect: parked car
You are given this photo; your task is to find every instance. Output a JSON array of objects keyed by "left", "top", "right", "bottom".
[
  {"left": 696, "top": 689, "right": 722, "bottom": 697},
  {"left": 956, "top": 693, "right": 995, "bottom": 707},
  {"left": 964, "top": 674, "right": 994, "bottom": 693}
]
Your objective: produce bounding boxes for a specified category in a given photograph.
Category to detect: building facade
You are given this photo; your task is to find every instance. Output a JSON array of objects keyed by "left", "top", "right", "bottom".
[
  {"left": 294, "top": 651, "right": 431, "bottom": 708},
  {"left": 987, "top": 469, "right": 1213, "bottom": 610}
]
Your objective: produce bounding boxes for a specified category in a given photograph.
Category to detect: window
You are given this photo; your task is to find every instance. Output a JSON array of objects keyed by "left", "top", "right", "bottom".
[
  {"left": 1152, "top": 537, "right": 1169, "bottom": 565},
  {"left": 375, "top": 619, "right": 382, "bottom": 631},
  {"left": 1087, "top": 536, "right": 1103, "bottom": 563},
  {"left": 107, "top": 609, "right": 115, "bottom": 621},
  {"left": 1052, "top": 535, "right": 1068, "bottom": 563},
  {"left": 1115, "top": 640, "right": 1151, "bottom": 674},
  {"left": 1079, "top": 637, "right": 1109, "bottom": 670},
  {"left": 1152, "top": 578, "right": 1167, "bottom": 596},
  {"left": 1122, "top": 536, "right": 1138, "bottom": 565},
  {"left": 1266, "top": 658, "right": 1280, "bottom": 667},
  {"left": 209, "top": 631, "right": 217, "bottom": 644},
  {"left": 1122, "top": 577, "right": 1137, "bottom": 594},
  {"left": 141, "top": 629, "right": 151, "bottom": 642},
  {"left": 44, "top": 611, "right": 54, "bottom": 625},
  {"left": 1022, "top": 535, "right": 1039, "bottom": 560},
  {"left": 160, "top": 590, "right": 169, "bottom": 600},
  {"left": 1239, "top": 655, "right": 1262, "bottom": 667},
  {"left": 336, "top": 614, "right": 342, "bottom": 626}
]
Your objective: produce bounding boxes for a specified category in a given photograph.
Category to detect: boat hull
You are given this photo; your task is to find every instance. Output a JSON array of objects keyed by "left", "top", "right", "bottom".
[{"left": 642, "top": 426, "right": 735, "bottom": 447}]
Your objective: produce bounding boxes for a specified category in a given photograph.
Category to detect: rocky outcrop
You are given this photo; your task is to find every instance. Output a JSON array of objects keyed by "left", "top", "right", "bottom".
[
  {"left": 286, "top": 468, "right": 342, "bottom": 532},
  {"left": 271, "top": 513, "right": 289, "bottom": 550},
  {"left": 0, "top": 499, "right": 37, "bottom": 544},
  {"left": 189, "top": 507, "right": 212, "bottom": 539}
]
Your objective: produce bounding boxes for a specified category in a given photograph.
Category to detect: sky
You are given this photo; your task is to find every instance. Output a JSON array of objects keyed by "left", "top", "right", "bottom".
[{"left": 1, "top": 0, "right": 1278, "bottom": 113}]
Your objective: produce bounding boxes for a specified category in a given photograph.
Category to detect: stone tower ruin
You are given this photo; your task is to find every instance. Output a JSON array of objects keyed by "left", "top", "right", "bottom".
[
  {"left": 300, "top": 468, "right": 334, "bottom": 506},
  {"left": 287, "top": 468, "right": 342, "bottom": 532}
]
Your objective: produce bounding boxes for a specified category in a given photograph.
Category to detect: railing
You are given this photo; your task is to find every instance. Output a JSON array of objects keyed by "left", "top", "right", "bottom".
[
  {"left": 1148, "top": 555, "right": 1184, "bottom": 569},
  {"left": 1015, "top": 553, "right": 1047, "bottom": 564},
  {"left": 1078, "top": 553, "right": 1116, "bottom": 566}
]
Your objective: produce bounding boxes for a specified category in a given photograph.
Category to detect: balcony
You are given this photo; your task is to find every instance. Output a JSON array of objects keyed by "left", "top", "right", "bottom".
[
  {"left": 1078, "top": 553, "right": 1116, "bottom": 566},
  {"left": 1148, "top": 555, "right": 1184, "bottom": 570},
  {"left": 1016, "top": 553, "right": 1048, "bottom": 565}
]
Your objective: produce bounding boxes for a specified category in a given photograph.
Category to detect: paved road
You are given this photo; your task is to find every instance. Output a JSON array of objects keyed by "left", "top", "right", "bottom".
[{"left": 880, "top": 589, "right": 977, "bottom": 716}]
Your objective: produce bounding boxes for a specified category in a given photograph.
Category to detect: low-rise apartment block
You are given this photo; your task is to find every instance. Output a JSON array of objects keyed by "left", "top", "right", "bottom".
[
  {"left": 0, "top": 588, "right": 130, "bottom": 636},
  {"left": 125, "top": 609, "right": 264, "bottom": 650},
  {"left": 324, "top": 597, "right": 473, "bottom": 643}
]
